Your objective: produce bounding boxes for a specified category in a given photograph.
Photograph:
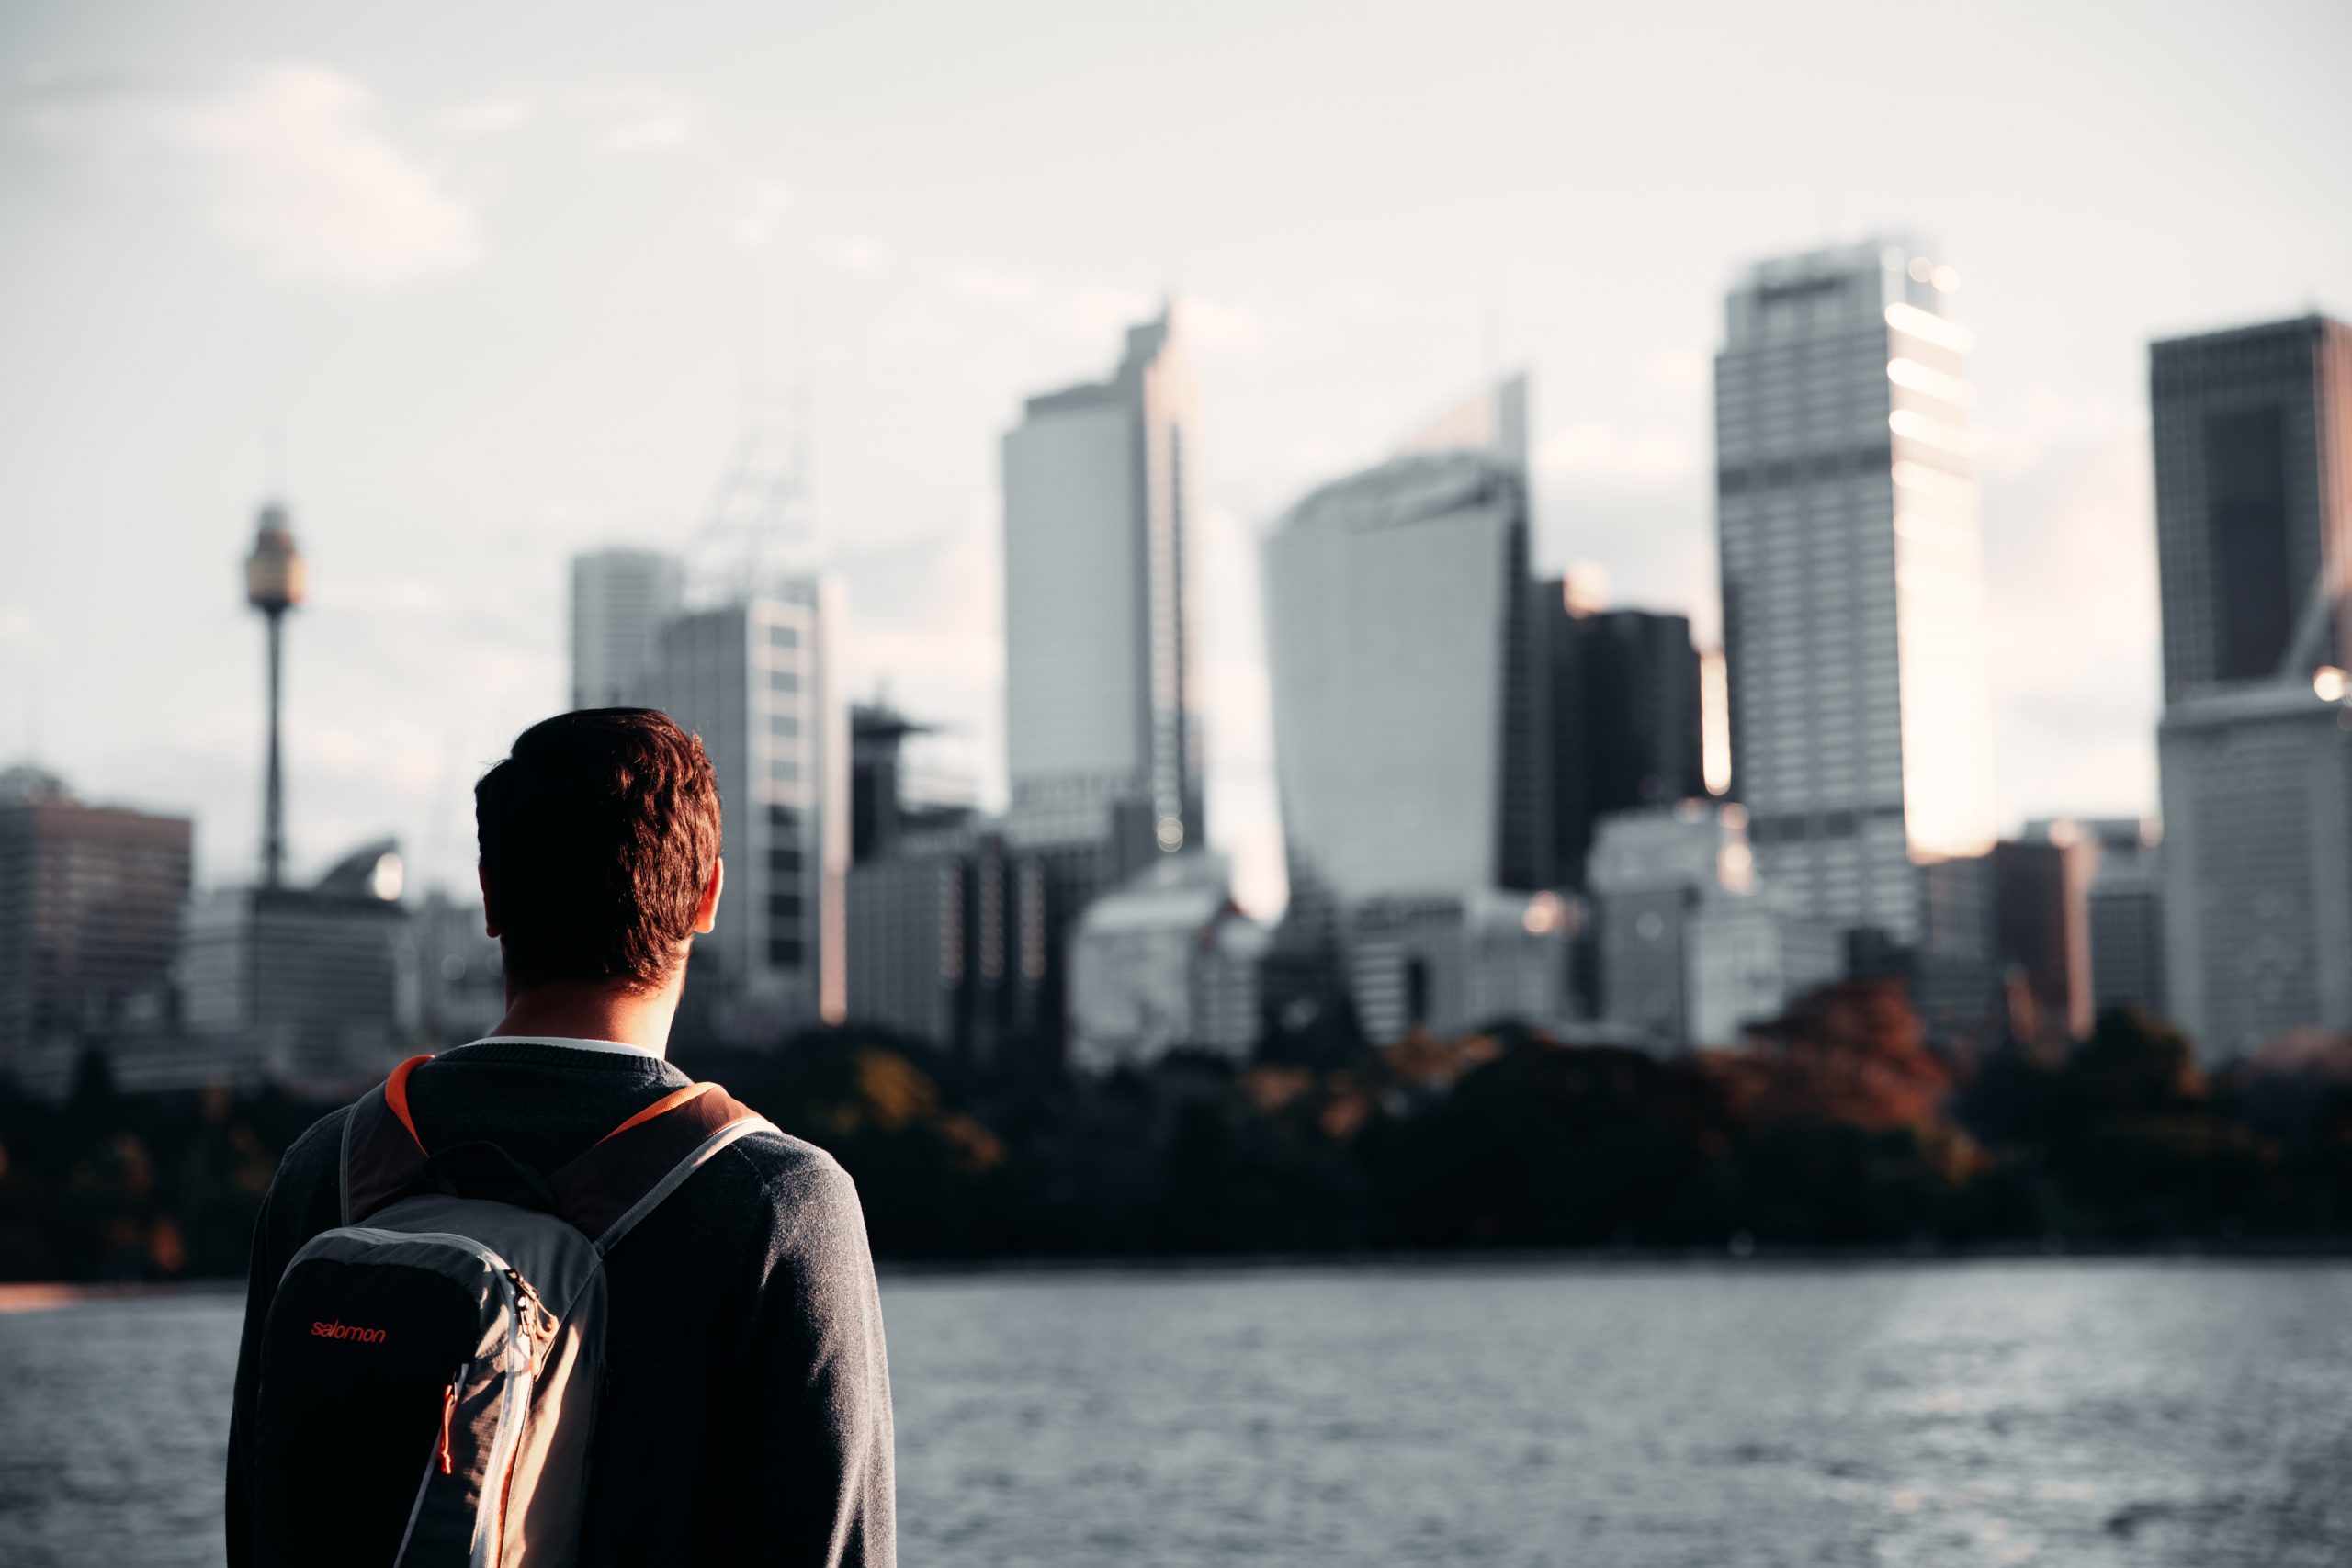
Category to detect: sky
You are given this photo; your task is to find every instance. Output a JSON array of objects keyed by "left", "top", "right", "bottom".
[{"left": 3, "top": 0, "right": 2349, "bottom": 918}]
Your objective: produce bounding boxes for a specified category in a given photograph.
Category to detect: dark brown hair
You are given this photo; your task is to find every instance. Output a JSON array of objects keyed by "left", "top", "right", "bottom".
[{"left": 475, "top": 709, "right": 722, "bottom": 993}]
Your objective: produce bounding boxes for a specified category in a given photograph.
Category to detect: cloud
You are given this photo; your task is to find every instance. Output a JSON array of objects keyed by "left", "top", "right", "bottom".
[
  {"left": 824, "top": 233, "right": 889, "bottom": 275},
  {"left": 945, "top": 264, "right": 1042, "bottom": 305},
  {"left": 586, "top": 88, "right": 695, "bottom": 155},
  {"left": 157, "top": 64, "right": 484, "bottom": 288},
  {"left": 1535, "top": 421, "right": 1697, "bottom": 483},
  {"left": 437, "top": 96, "right": 531, "bottom": 137},
  {"left": 733, "top": 179, "right": 794, "bottom": 251}
]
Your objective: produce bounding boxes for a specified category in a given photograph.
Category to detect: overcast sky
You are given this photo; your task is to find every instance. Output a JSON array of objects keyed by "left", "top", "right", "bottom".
[{"left": 4, "top": 0, "right": 2348, "bottom": 916}]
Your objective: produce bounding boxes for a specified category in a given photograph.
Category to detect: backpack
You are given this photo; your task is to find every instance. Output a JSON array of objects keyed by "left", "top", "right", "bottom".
[{"left": 249, "top": 1054, "right": 777, "bottom": 1566}]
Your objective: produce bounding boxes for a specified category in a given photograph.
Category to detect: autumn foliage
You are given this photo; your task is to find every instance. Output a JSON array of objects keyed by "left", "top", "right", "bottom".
[{"left": 6, "top": 987, "right": 2352, "bottom": 1280}]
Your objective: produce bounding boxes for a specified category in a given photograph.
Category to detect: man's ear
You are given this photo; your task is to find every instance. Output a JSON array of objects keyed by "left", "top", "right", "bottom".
[
  {"left": 478, "top": 865, "right": 502, "bottom": 939},
  {"left": 694, "top": 856, "right": 724, "bottom": 936}
]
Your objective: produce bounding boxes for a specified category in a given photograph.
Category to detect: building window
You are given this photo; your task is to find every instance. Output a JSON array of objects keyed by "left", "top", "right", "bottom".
[
  {"left": 768, "top": 891, "right": 803, "bottom": 919},
  {"left": 767, "top": 937, "right": 805, "bottom": 967},
  {"left": 768, "top": 845, "right": 801, "bottom": 875},
  {"left": 767, "top": 624, "right": 798, "bottom": 649},
  {"left": 770, "top": 669, "right": 798, "bottom": 694}
]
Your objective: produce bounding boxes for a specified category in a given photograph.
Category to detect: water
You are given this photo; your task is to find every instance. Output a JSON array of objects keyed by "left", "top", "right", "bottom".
[{"left": 2, "top": 1259, "right": 2347, "bottom": 1566}]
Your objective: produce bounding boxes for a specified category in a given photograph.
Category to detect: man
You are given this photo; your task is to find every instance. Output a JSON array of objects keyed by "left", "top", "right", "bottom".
[{"left": 225, "top": 708, "right": 896, "bottom": 1565}]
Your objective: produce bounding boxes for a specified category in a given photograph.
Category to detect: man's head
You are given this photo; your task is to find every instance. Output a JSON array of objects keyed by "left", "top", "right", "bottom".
[{"left": 475, "top": 709, "right": 723, "bottom": 996}]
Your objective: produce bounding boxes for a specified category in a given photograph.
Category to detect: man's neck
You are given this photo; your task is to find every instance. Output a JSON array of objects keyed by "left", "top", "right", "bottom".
[{"left": 489, "top": 979, "right": 680, "bottom": 1059}]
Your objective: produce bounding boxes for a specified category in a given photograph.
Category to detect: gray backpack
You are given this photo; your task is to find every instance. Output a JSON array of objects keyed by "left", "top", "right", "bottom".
[{"left": 249, "top": 1055, "right": 775, "bottom": 1566}]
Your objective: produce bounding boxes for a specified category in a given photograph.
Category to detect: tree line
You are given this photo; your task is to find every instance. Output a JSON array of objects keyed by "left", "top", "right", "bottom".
[{"left": 4, "top": 981, "right": 2350, "bottom": 1281}]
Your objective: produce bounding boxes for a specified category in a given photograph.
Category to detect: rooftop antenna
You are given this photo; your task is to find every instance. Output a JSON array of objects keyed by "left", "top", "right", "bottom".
[{"left": 684, "top": 376, "right": 816, "bottom": 603}]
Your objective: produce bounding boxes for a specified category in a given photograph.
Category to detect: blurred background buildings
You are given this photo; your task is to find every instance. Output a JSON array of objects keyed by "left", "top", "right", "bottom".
[{"left": 1, "top": 264, "right": 2346, "bottom": 1093}]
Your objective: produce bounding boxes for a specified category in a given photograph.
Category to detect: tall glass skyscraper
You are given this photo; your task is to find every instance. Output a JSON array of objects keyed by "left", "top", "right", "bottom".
[
  {"left": 1713, "top": 238, "right": 1996, "bottom": 946},
  {"left": 2150, "top": 314, "right": 2352, "bottom": 699},
  {"left": 1262, "top": 376, "right": 1548, "bottom": 912},
  {"left": 2149, "top": 313, "right": 2352, "bottom": 1060},
  {"left": 1001, "top": 308, "right": 1202, "bottom": 859}
]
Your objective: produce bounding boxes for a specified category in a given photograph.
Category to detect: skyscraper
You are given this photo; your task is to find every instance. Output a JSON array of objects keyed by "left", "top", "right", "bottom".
[
  {"left": 571, "top": 547, "right": 684, "bottom": 709},
  {"left": 2149, "top": 313, "right": 2352, "bottom": 1060},
  {"left": 1001, "top": 307, "right": 1202, "bottom": 859},
  {"left": 1262, "top": 376, "right": 1547, "bottom": 915},
  {"left": 1539, "top": 587, "right": 1707, "bottom": 889},
  {"left": 1713, "top": 238, "right": 1996, "bottom": 947},
  {"left": 2150, "top": 315, "right": 2352, "bottom": 701},
  {"left": 650, "top": 582, "right": 848, "bottom": 1040}
]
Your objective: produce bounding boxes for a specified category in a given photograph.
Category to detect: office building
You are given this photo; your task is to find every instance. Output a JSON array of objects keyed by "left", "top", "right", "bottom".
[
  {"left": 844, "top": 825, "right": 1048, "bottom": 1065},
  {"left": 1987, "top": 824, "right": 2109, "bottom": 1043},
  {"left": 1001, "top": 307, "right": 1203, "bottom": 860},
  {"left": 851, "top": 702, "right": 972, "bottom": 865},
  {"left": 1685, "top": 898, "right": 1845, "bottom": 1047},
  {"left": 1263, "top": 376, "right": 1547, "bottom": 920},
  {"left": 1539, "top": 585, "right": 1706, "bottom": 888},
  {"left": 571, "top": 547, "right": 684, "bottom": 709},
  {"left": 178, "top": 839, "right": 416, "bottom": 1091},
  {"left": 1341, "top": 889, "right": 1573, "bottom": 1045},
  {"left": 415, "top": 886, "right": 505, "bottom": 1045},
  {"left": 1588, "top": 802, "right": 1753, "bottom": 1048},
  {"left": 0, "top": 767, "right": 193, "bottom": 1076},
  {"left": 650, "top": 582, "right": 848, "bottom": 1042},
  {"left": 1909, "top": 851, "right": 2001, "bottom": 1043},
  {"left": 1713, "top": 238, "right": 1996, "bottom": 947},
  {"left": 1067, "top": 852, "right": 1267, "bottom": 1072},
  {"left": 1586, "top": 801, "right": 1840, "bottom": 1051},
  {"left": 2157, "top": 676, "right": 2352, "bottom": 1061},
  {"left": 2086, "top": 826, "right": 2166, "bottom": 1019},
  {"left": 2147, "top": 312, "right": 2352, "bottom": 1060},
  {"left": 2150, "top": 316, "right": 2352, "bottom": 701}
]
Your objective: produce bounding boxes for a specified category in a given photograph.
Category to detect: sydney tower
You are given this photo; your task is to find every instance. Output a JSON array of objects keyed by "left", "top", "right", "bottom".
[{"left": 243, "top": 502, "right": 305, "bottom": 889}]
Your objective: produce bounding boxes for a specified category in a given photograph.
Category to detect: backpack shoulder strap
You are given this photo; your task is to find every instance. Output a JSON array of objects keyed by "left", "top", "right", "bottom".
[
  {"left": 341, "top": 1054, "right": 435, "bottom": 1225},
  {"left": 547, "top": 1082, "right": 776, "bottom": 1256}
]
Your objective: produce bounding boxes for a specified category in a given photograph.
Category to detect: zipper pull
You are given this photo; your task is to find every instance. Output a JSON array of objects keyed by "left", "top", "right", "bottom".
[
  {"left": 507, "top": 1268, "right": 555, "bottom": 1370},
  {"left": 439, "top": 1380, "right": 458, "bottom": 1474}
]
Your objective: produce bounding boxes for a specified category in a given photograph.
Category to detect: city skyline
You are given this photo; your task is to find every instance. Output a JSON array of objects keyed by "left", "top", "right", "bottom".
[{"left": 6, "top": 3, "right": 2352, "bottom": 919}]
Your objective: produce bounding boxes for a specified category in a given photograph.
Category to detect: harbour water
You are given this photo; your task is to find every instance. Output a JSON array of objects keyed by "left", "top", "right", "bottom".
[{"left": 2, "top": 1258, "right": 2347, "bottom": 1565}]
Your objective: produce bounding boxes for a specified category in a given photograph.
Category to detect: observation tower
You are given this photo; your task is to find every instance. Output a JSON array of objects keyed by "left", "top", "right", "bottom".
[{"left": 243, "top": 502, "right": 306, "bottom": 888}]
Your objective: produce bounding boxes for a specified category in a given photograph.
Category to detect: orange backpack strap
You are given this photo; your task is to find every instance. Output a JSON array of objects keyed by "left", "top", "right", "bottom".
[
  {"left": 341, "top": 1055, "right": 436, "bottom": 1225},
  {"left": 547, "top": 1082, "right": 773, "bottom": 1254}
]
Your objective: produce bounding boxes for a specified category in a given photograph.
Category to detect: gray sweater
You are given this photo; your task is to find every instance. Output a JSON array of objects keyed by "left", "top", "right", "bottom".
[{"left": 225, "top": 1038, "right": 896, "bottom": 1566}]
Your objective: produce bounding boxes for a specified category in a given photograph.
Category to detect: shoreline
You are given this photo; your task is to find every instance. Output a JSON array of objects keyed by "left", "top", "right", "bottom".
[{"left": 6, "top": 1239, "right": 2351, "bottom": 1309}]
